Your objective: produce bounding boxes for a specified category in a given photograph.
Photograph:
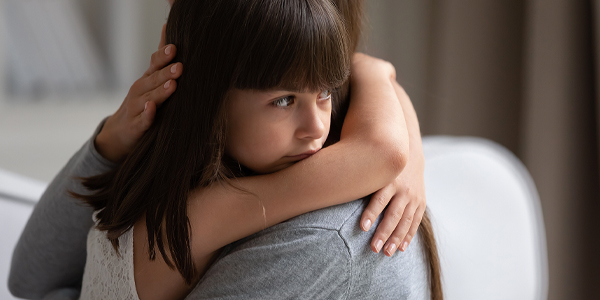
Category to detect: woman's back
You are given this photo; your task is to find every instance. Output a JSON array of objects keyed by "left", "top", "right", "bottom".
[{"left": 192, "top": 199, "right": 429, "bottom": 299}]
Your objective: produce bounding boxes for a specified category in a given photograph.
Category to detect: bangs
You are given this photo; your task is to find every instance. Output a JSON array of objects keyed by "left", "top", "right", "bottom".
[{"left": 231, "top": 0, "right": 351, "bottom": 92}]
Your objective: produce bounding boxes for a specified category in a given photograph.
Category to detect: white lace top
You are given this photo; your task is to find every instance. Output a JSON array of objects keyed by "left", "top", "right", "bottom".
[{"left": 80, "top": 213, "right": 140, "bottom": 300}]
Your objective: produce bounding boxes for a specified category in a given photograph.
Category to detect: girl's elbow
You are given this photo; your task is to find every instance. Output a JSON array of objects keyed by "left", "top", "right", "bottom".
[
  {"left": 371, "top": 134, "right": 408, "bottom": 177},
  {"left": 388, "top": 140, "right": 409, "bottom": 176}
]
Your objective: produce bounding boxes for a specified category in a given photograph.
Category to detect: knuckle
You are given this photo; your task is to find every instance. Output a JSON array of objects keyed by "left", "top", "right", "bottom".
[
  {"left": 151, "top": 51, "right": 159, "bottom": 64},
  {"left": 363, "top": 209, "right": 377, "bottom": 220},
  {"left": 389, "top": 209, "right": 403, "bottom": 221},
  {"left": 387, "top": 235, "right": 401, "bottom": 245},
  {"left": 377, "top": 195, "right": 388, "bottom": 206},
  {"left": 403, "top": 216, "right": 413, "bottom": 226},
  {"left": 415, "top": 212, "right": 424, "bottom": 223},
  {"left": 375, "top": 231, "right": 391, "bottom": 241},
  {"left": 149, "top": 71, "right": 161, "bottom": 87},
  {"left": 131, "top": 79, "right": 143, "bottom": 91},
  {"left": 164, "top": 64, "right": 175, "bottom": 79},
  {"left": 141, "top": 92, "right": 152, "bottom": 104},
  {"left": 414, "top": 216, "right": 424, "bottom": 226}
]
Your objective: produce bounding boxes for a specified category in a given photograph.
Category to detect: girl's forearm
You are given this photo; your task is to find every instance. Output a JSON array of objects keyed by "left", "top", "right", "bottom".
[
  {"left": 393, "top": 81, "right": 423, "bottom": 164},
  {"left": 188, "top": 55, "right": 409, "bottom": 258}
]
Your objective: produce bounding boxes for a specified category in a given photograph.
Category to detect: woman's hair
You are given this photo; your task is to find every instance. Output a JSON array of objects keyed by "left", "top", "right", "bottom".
[{"left": 73, "top": 0, "right": 350, "bottom": 284}]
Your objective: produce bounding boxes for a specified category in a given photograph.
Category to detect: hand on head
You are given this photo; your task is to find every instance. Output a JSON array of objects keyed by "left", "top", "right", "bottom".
[{"left": 95, "top": 24, "right": 180, "bottom": 162}]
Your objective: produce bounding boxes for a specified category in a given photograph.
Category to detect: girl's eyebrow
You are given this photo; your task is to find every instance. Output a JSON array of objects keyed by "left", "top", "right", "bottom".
[
  {"left": 266, "top": 88, "right": 302, "bottom": 94},
  {"left": 259, "top": 89, "right": 300, "bottom": 100}
]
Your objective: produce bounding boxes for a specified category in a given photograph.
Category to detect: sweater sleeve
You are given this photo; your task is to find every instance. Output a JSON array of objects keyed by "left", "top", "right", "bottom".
[
  {"left": 186, "top": 227, "right": 352, "bottom": 300},
  {"left": 8, "top": 118, "right": 118, "bottom": 300}
]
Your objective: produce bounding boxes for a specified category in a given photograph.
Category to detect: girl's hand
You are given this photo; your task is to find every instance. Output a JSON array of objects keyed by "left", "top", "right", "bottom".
[
  {"left": 95, "top": 24, "right": 182, "bottom": 162},
  {"left": 350, "top": 59, "right": 425, "bottom": 256},
  {"left": 361, "top": 151, "right": 426, "bottom": 257}
]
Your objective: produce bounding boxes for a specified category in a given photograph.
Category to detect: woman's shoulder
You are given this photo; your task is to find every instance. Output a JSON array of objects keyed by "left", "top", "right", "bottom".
[{"left": 283, "top": 198, "right": 368, "bottom": 230}]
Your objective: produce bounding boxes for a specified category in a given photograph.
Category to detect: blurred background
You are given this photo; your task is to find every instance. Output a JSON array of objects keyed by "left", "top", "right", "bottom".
[{"left": 0, "top": 0, "right": 598, "bottom": 299}]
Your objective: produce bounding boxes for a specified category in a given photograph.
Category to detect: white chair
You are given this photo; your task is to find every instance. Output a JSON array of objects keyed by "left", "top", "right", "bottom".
[
  {"left": 0, "top": 169, "right": 45, "bottom": 300},
  {"left": 423, "top": 136, "right": 548, "bottom": 300}
]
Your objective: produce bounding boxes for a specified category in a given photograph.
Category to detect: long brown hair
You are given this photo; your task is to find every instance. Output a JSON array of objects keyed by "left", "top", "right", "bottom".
[
  {"left": 328, "top": 1, "right": 443, "bottom": 299},
  {"left": 72, "top": 0, "right": 350, "bottom": 285}
]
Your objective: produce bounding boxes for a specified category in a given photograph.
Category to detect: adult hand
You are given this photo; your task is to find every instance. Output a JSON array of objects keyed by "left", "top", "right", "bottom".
[{"left": 95, "top": 24, "right": 182, "bottom": 162}]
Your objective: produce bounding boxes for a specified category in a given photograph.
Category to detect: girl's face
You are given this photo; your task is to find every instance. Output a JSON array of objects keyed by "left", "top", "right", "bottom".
[{"left": 225, "top": 88, "right": 332, "bottom": 174}]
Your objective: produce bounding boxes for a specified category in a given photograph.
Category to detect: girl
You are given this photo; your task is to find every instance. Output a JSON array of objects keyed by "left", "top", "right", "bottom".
[
  {"left": 75, "top": 0, "right": 442, "bottom": 299},
  {"left": 10, "top": 0, "right": 441, "bottom": 299}
]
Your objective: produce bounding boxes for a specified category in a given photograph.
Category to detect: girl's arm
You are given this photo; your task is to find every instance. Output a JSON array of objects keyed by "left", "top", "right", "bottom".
[
  {"left": 134, "top": 53, "right": 410, "bottom": 298},
  {"left": 185, "top": 53, "right": 409, "bottom": 260},
  {"left": 361, "top": 81, "right": 427, "bottom": 256}
]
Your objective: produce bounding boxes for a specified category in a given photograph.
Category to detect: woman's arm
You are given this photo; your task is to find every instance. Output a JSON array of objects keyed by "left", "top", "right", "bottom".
[
  {"left": 8, "top": 29, "right": 182, "bottom": 299},
  {"left": 8, "top": 121, "right": 117, "bottom": 299}
]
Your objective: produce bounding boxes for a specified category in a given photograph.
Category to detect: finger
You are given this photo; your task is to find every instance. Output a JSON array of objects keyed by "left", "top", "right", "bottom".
[
  {"left": 369, "top": 195, "right": 409, "bottom": 253},
  {"left": 396, "top": 205, "right": 425, "bottom": 254},
  {"left": 361, "top": 184, "right": 395, "bottom": 232},
  {"left": 138, "top": 100, "right": 157, "bottom": 132},
  {"left": 138, "top": 62, "right": 182, "bottom": 97},
  {"left": 136, "top": 78, "right": 177, "bottom": 117},
  {"left": 144, "top": 44, "right": 177, "bottom": 77},
  {"left": 381, "top": 204, "right": 419, "bottom": 257},
  {"left": 159, "top": 23, "right": 167, "bottom": 49},
  {"left": 152, "top": 78, "right": 178, "bottom": 107}
]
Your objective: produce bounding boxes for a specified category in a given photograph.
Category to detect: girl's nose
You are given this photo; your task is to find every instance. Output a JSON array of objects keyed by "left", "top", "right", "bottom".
[{"left": 295, "top": 104, "right": 326, "bottom": 140}]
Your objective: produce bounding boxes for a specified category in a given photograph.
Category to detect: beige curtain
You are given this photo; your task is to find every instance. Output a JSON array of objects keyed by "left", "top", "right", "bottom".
[{"left": 366, "top": 1, "right": 600, "bottom": 299}]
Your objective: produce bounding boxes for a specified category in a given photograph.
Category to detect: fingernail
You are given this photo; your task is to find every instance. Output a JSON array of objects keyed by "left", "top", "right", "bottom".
[
  {"left": 165, "top": 45, "right": 171, "bottom": 55},
  {"left": 164, "top": 80, "right": 171, "bottom": 89},
  {"left": 362, "top": 219, "right": 372, "bottom": 231},
  {"left": 401, "top": 241, "right": 408, "bottom": 252},
  {"left": 386, "top": 243, "right": 397, "bottom": 256},
  {"left": 375, "top": 239, "right": 384, "bottom": 253},
  {"left": 171, "top": 64, "right": 177, "bottom": 73},
  {"left": 144, "top": 101, "right": 148, "bottom": 112}
]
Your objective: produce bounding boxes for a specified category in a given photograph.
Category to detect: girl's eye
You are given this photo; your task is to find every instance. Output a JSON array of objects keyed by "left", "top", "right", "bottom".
[
  {"left": 273, "top": 96, "right": 294, "bottom": 107},
  {"left": 318, "top": 89, "right": 332, "bottom": 100}
]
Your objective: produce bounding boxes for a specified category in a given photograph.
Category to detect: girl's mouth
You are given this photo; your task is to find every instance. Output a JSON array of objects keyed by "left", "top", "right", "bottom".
[{"left": 287, "top": 148, "right": 321, "bottom": 160}]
